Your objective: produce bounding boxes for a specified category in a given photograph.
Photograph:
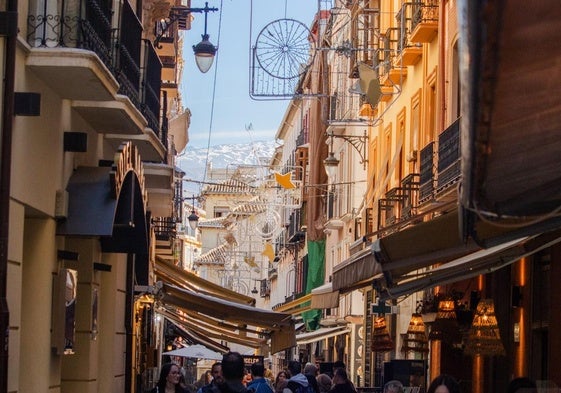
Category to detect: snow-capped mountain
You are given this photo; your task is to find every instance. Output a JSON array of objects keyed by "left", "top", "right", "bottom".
[{"left": 176, "top": 140, "right": 277, "bottom": 194}]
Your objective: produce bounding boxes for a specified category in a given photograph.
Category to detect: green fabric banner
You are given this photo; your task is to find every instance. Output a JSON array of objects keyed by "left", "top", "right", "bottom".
[{"left": 302, "top": 239, "right": 325, "bottom": 331}]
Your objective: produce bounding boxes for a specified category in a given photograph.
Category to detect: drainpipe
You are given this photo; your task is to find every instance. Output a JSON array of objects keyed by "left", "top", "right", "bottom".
[{"left": 0, "top": 0, "right": 17, "bottom": 390}]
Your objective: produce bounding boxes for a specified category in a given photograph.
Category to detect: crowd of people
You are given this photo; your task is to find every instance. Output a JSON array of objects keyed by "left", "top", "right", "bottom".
[{"left": 151, "top": 352, "right": 539, "bottom": 393}]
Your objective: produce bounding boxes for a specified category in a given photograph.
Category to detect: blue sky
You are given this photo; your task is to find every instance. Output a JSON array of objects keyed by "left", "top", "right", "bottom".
[{"left": 180, "top": 0, "right": 320, "bottom": 148}]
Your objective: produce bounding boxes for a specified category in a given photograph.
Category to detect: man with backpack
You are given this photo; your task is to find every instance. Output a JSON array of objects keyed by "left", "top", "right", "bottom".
[
  {"left": 247, "top": 363, "right": 274, "bottom": 393},
  {"left": 282, "top": 361, "right": 318, "bottom": 393}
]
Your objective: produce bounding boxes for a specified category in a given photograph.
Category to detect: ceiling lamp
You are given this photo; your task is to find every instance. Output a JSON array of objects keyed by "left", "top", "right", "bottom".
[
  {"left": 465, "top": 298, "right": 505, "bottom": 356},
  {"left": 401, "top": 313, "right": 429, "bottom": 356}
]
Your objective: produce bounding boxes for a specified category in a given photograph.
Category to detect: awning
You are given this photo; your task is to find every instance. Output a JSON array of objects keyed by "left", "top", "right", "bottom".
[
  {"left": 57, "top": 166, "right": 148, "bottom": 255},
  {"left": 163, "top": 314, "right": 230, "bottom": 354},
  {"left": 296, "top": 326, "right": 351, "bottom": 345},
  {"left": 310, "top": 283, "right": 339, "bottom": 309},
  {"left": 332, "top": 246, "right": 381, "bottom": 292},
  {"left": 272, "top": 294, "right": 312, "bottom": 315},
  {"left": 380, "top": 232, "right": 561, "bottom": 300},
  {"left": 332, "top": 209, "right": 530, "bottom": 293},
  {"left": 159, "top": 307, "right": 266, "bottom": 349},
  {"left": 155, "top": 257, "right": 255, "bottom": 305},
  {"left": 156, "top": 282, "right": 296, "bottom": 353}
]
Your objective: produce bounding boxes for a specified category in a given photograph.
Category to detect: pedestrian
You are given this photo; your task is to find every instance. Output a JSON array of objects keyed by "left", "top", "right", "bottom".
[
  {"left": 426, "top": 374, "right": 460, "bottom": 393},
  {"left": 275, "top": 371, "right": 289, "bottom": 393},
  {"left": 331, "top": 361, "right": 354, "bottom": 391},
  {"left": 197, "top": 362, "right": 223, "bottom": 393},
  {"left": 283, "top": 360, "right": 314, "bottom": 393},
  {"left": 151, "top": 362, "right": 189, "bottom": 393},
  {"left": 247, "top": 363, "right": 274, "bottom": 393},
  {"left": 196, "top": 371, "right": 213, "bottom": 390},
  {"left": 328, "top": 368, "right": 356, "bottom": 393},
  {"left": 215, "top": 352, "right": 249, "bottom": 393},
  {"left": 383, "top": 380, "right": 403, "bottom": 393},
  {"left": 507, "top": 377, "right": 537, "bottom": 393},
  {"left": 303, "top": 363, "right": 320, "bottom": 393},
  {"left": 316, "top": 374, "right": 332, "bottom": 393}
]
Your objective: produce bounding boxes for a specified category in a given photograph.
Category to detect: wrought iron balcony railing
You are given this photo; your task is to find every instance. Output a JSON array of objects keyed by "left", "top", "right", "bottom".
[
  {"left": 419, "top": 141, "right": 435, "bottom": 204},
  {"left": 437, "top": 118, "right": 461, "bottom": 193},
  {"left": 27, "top": 0, "right": 165, "bottom": 140}
]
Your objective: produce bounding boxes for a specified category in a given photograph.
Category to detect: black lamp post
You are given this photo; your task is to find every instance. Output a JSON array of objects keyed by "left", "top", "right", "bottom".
[
  {"left": 187, "top": 195, "right": 199, "bottom": 230},
  {"left": 154, "top": 2, "right": 218, "bottom": 73}
]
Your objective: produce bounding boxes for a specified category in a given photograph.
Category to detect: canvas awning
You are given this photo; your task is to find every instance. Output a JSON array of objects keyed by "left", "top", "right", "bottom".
[
  {"left": 272, "top": 294, "right": 312, "bottom": 315},
  {"left": 159, "top": 307, "right": 266, "bottom": 349},
  {"left": 379, "top": 231, "right": 561, "bottom": 300},
  {"left": 332, "top": 246, "right": 381, "bottom": 292},
  {"left": 163, "top": 314, "right": 230, "bottom": 354},
  {"left": 332, "top": 209, "right": 537, "bottom": 294},
  {"left": 156, "top": 282, "right": 296, "bottom": 353},
  {"left": 296, "top": 326, "right": 351, "bottom": 345},
  {"left": 310, "top": 283, "right": 339, "bottom": 309},
  {"left": 155, "top": 257, "right": 255, "bottom": 305}
]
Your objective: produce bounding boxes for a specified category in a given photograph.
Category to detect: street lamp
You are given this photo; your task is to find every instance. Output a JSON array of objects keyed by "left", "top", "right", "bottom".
[
  {"left": 154, "top": 2, "right": 218, "bottom": 73},
  {"left": 187, "top": 195, "right": 199, "bottom": 230},
  {"left": 323, "top": 129, "right": 369, "bottom": 178}
]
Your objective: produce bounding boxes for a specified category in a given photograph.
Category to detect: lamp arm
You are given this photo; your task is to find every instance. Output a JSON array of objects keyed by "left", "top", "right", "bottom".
[
  {"left": 328, "top": 130, "right": 369, "bottom": 168},
  {"left": 153, "top": 3, "right": 218, "bottom": 49}
]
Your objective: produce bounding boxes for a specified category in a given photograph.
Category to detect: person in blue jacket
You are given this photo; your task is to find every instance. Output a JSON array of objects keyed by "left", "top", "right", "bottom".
[{"left": 247, "top": 363, "right": 274, "bottom": 393}]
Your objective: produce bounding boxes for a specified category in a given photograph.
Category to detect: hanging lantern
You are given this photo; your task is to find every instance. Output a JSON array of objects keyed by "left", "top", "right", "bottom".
[
  {"left": 465, "top": 299, "right": 505, "bottom": 356},
  {"left": 428, "top": 299, "right": 462, "bottom": 343},
  {"left": 401, "top": 313, "right": 429, "bottom": 355},
  {"left": 371, "top": 316, "right": 394, "bottom": 352}
]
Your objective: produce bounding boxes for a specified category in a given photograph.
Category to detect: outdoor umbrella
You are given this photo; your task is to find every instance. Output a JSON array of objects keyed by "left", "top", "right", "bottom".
[{"left": 163, "top": 344, "right": 224, "bottom": 360}]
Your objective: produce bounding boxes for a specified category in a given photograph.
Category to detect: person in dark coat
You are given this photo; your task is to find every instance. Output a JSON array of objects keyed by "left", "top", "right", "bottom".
[
  {"left": 215, "top": 352, "right": 249, "bottom": 393},
  {"left": 328, "top": 368, "right": 355, "bottom": 393},
  {"left": 151, "top": 362, "right": 189, "bottom": 393}
]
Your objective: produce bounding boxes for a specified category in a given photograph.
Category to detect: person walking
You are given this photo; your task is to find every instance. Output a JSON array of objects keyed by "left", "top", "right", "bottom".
[
  {"left": 151, "top": 362, "right": 189, "bottom": 393},
  {"left": 316, "top": 374, "right": 332, "bottom": 393},
  {"left": 215, "top": 352, "right": 249, "bottom": 393},
  {"left": 274, "top": 371, "right": 289, "bottom": 393},
  {"left": 247, "top": 363, "right": 274, "bottom": 393},
  {"left": 197, "top": 362, "right": 223, "bottom": 393},
  {"left": 283, "top": 361, "right": 313, "bottom": 393},
  {"left": 328, "top": 368, "right": 356, "bottom": 393}
]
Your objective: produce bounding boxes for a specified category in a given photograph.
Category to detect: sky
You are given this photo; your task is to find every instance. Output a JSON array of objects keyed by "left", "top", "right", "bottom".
[{"left": 180, "top": 0, "right": 321, "bottom": 148}]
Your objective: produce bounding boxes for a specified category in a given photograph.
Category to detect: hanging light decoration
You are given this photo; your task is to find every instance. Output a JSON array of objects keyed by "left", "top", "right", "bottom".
[
  {"left": 401, "top": 313, "right": 429, "bottom": 355},
  {"left": 371, "top": 316, "right": 394, "bottom": 352},
  {"left": 429, "top": 298, "right": 462, "bottom": 344},
  {"left": 465, "top": 298, "right": 505, "bottom": 356}
]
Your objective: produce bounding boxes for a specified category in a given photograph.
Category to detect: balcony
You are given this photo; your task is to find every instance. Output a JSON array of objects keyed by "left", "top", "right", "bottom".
[
  {"left": 26, "top": 0, "right": 166, "bottom": 159},
  {"left": 419, "top": 142, "right": 435, "bottom": 204},
  {"left": 410, "top": 1, "right": 439, "bottom": 43},
  {"left": 436, "top": 118, "right": 461, "bottom": 197},
  {"left": 395, "top": 3, "right": 422, "bottom": 67},
  {"left": 153, "top": 216, "right": 177, "bottom": 261}
]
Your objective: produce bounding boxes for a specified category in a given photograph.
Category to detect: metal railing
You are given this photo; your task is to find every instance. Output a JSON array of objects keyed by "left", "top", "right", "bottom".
[{"left": 27, "top": 0, "right": 164, "bottom": 139}]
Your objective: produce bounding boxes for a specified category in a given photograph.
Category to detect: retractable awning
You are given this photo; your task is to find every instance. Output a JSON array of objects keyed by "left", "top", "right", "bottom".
[
  {"left": 273, "top": 294, "right": 312, "bottom": 315},
  {"left": 379, "top": 232, "right": 561, "bottom": 300},
  {"left": 296, "top": 326, "right": 351, "bottom": 345},
  {"left": 332, "top": 246, "right": 381, "bottom": 292},
  {"left": 310, "top": 283, "right": 339, "bottom": 309},
  {"left": 159, "top": 307, "right": 267, "bottom": 349},
  {"left": 163, "top": 313, "right": 230, "bottom": 354},
  {"left": 156, "top": 282, "right": 296, "bottom": 353},
  {"left": 155, "top": 258, "right": 255, "bottom": 305},
  {"left": 332, "top": 209, "right": 541, "bottom": 294}
]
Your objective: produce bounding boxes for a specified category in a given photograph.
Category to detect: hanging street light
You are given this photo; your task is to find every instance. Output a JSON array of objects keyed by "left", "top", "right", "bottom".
[{"left": 154, "top": 2, "right": 218, "bottom": 73}]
